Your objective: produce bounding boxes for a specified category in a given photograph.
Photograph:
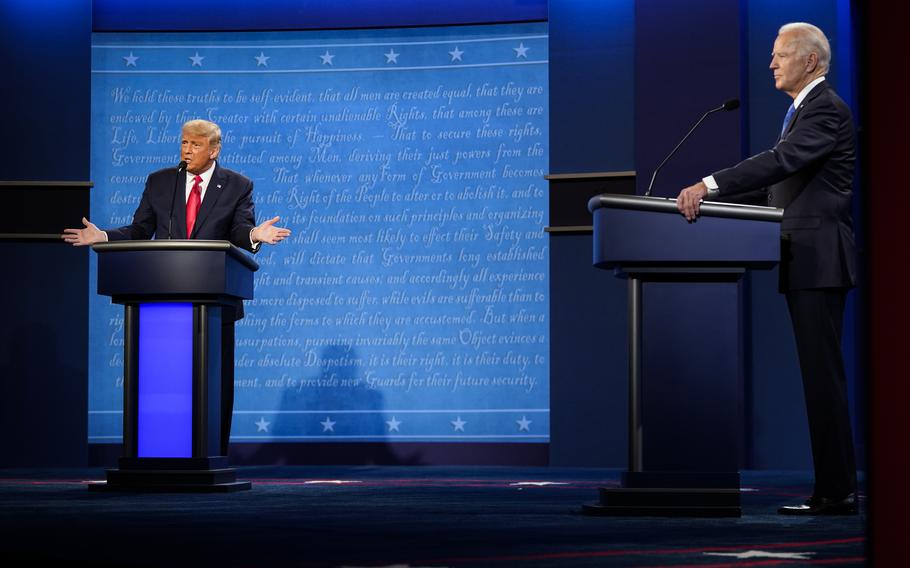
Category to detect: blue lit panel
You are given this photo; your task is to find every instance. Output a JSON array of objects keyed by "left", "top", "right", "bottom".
[{"left": 138, "top": 303, "right": 193, "bottom": 457}]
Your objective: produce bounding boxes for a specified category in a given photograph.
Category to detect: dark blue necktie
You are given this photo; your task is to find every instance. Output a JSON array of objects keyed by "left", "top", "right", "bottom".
[{"left": 780, "top": 104, "right": 795, "bottom": 139}]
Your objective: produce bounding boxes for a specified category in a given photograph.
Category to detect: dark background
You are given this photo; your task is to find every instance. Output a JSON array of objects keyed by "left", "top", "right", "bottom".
[{"left": 1, "top": 0, "right": 905, "bottom": 558}]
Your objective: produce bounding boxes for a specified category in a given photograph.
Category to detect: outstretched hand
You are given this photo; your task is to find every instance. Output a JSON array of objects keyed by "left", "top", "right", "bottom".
[
  {"left": 252, "top": 216, "right": 292, "bottom": 245},
  {"left": 62, "top": 217, "right": 106, "bottom": 246},
  {"left": 676, "top": 181, "right": 709, "bottom": 221}
]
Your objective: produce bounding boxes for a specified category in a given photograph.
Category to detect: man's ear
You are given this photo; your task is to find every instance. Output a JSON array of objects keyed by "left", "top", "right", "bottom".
[{"left": 806, "top": 52, "right": 819, "bottom": 73}]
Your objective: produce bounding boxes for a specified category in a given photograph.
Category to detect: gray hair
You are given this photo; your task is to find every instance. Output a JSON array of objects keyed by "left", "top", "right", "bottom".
[
  {"left": 182, "top": 119, "right": 222, "bottom": 149},
  {"left": 779, "top": 22, "right": 831, "bottom": 74}
]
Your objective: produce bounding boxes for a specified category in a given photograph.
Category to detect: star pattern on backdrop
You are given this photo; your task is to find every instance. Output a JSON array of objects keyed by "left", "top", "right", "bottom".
[
  {"left": 516, "top": 416, "right": 532, "bottom": 432},
  {"left": 104, "top": 38, "right": 550, "bottom": 73},
  {"left": 255, "top": 417, "right": 271, "bottom": 432},
  {"left": 320, "top": 416, "right": 336, "bottom": 432},
  {"left": 386, "top": 416, "right": 402, "bottom": 432},
  {"left": 451, "top": 416, "right": 467, "bottom": 432},
  {"left": 704, "top": 551, "right": 816, "bottom": 560}
]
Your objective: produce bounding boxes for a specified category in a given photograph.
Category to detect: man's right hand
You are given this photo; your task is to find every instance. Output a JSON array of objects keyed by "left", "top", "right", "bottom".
[
  {"left": 62, "top": 217, "right": 107, "bottom": 246},
  {"left": 676, "top": 181, "right": 709, "bottom": 221}
]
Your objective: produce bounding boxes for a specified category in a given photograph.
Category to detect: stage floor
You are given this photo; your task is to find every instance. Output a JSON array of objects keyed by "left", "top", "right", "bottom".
[{"left": 0, "top": 466, "right": 865, "bottom": 566}]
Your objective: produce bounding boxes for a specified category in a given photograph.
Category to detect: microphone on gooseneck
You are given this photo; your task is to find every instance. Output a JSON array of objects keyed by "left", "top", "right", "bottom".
[
  {"left": 644, "top": 98, "right": 740, "bottom": 197},
  {"left": 167, "top": 160, "right": 188, "bottom": 239}
]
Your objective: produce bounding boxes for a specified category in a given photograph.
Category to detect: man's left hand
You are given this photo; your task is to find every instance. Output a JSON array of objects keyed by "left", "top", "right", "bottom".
[
  {"left": 252, "top": 216, "right": 292, "bottom": 245},
  {"left": 677, "top": 181, "right": 709, "bottom": 221}
]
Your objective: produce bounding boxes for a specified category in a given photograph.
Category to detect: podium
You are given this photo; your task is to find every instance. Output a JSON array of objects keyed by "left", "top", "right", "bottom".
[
  {"left": 88, "top": 240, "right": 258, "bottom": 492},
  {"left": 583, "top": 195, "right": 782, "bottom": 516}
]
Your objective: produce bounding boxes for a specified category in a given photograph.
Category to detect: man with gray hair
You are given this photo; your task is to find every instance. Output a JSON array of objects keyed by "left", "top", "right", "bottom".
[
  {"left": 677, "top": 23, "right": 858, "bottom": 515},
  {"left": 64, "top": 118, "right": 291, "bottom": 455}
]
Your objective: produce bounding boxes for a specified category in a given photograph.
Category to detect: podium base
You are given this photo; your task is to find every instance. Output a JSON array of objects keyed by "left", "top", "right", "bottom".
[
  {"left": 582, "top": 472, "right": 742, "bottom": 517},
  {"left": 88, "top": 479, "right": 251, "bottom": 493},
  {"left": 582, "top": 490, "right": 741, "bottom": 517},
  {"left": 87, "top": 457, "right": 251, "bottom": 493}
]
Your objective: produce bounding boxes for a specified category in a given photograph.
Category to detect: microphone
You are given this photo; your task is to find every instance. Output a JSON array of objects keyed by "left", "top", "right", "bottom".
[
  {"left": 644, "top": 98, "right": 740, "bottom": 197},
  {"left": 167, "top": 160, "right": 187, "bottom": 239}
]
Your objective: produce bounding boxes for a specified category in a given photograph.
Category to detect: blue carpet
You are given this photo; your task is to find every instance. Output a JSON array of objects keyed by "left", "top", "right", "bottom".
[{"left": 0, "top": 467, "right": 865, "bottom": 566}]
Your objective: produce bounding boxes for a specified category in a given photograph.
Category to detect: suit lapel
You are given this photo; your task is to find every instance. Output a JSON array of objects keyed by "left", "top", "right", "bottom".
[
  {"left": 190, "top": 163, "right": 225, "bottom": 239},
  {"left": 784, "top": 81, "right": 828, "bottom": 137}
]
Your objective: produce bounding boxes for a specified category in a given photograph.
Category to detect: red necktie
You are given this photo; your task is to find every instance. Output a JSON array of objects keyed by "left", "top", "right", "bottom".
[{"left": 185, "top": 175, "right": 202, "bottom": 238}]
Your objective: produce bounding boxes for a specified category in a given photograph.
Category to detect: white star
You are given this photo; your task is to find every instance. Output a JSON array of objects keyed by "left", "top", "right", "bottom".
[
  {"left": 320, "top": 50, "right": 335, "bottom": 65},
  {"left": 451, "top": 416, "right": 467, "bottom": 432},
  {"left": 384, "top": 48, "right": 399, "bottom": 64},
  {"left": 705, "top": 551, "right": 816, "bottom": 560},
  {"left": 123, "top": 52, "right": 139, "bottom": 67},
  {"left": 254, "top": 52, "right": 270, "bottom": 67},
  {"left": 516, "top": 416, "right": 532, "bottom": 432},
  {"left": 448, "top": 46, "right": 464, "bottom": 62},
  {"left": 320, "top": 416, "right": 336, "bottom": 432},
  {"left": 254, "top": 417, "right": 270, "bottom": 432},
  {"left": 386, "top": 416, "right": 401, "bottom": 432},
  {"left": 189, "top": 52, "right": 205, "bottom": 67},
  {"left": 513, "top": 42, "right": 530, "bottom": 59}
]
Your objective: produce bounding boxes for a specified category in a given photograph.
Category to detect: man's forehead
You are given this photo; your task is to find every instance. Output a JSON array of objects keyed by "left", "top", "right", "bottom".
[
  {"left": 774, "top": 33, "right": 800, "bottom": 51},
  {"left": 182, "top": 132, "right": 209, "bottom": 142}
]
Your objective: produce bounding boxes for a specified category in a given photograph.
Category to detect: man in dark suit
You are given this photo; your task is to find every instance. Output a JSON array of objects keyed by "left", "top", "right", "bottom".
[
  {"left": 63, "top": 118, "right": 291, "bottom": 456},
  {"left": 677, "top": 23, "right": 858, "bottom": 515}
]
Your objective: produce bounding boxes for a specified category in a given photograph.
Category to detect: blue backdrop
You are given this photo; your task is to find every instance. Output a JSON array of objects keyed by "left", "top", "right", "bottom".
[{"left": 88, "top": 23, "right": 551, "bottom": 444}]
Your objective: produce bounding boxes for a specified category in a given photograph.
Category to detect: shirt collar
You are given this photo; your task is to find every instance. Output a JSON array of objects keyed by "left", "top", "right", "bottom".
[
  {"left": 187, "top": 161, "right": 216, "bottom": 191},
  {"left": 793, "top": 76, "right": 826, "bottom": 109}
]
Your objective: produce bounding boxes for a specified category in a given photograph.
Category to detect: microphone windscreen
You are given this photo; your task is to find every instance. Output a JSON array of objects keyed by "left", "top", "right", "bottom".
[
  {"left": 176, "top": 160, "right": 188, "bottom": 171},
  {"left": 723, "top": 98, "right": 741, "bottom": 111}
]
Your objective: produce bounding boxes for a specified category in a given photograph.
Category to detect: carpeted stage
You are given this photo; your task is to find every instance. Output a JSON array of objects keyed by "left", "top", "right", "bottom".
[{"left": 0, "top": 467, "right": 864, "bottom": 567}]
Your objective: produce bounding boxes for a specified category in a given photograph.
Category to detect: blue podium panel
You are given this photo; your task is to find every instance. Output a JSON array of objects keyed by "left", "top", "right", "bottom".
[
  {"left": 590, "top": 196, "right": 781, "bottom": 269},
  {"left": 137, "top": 303, "right": 193, "bottom": 458},
  {"left": 640, "top": 279, "right": 741, "bottom": 472}
]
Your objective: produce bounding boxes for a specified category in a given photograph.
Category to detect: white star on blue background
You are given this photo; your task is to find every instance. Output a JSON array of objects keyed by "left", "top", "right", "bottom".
[
  {"left": 123, "top": 52, "right": 139, "bottom": 67},
  {"left": 448, "top": 46, "right": 464, "bottom": 62},
  {"left": 516, "top": 416, "right": 532, "bottom": 431},
  {"left": 321, "top": 416, "right": 336, "bottom": 432},
  {"left": 386, "top": 416, "right": 402, "bottom": 432},
  {"left": 513, "top": 42, "right": 529, "bottom": 58},
  {"left": 189, "top": 52, "right": 205, "bottom": 67},
  {"left": 255, "top": 417, "right": 270, "bottom": 432},
  {"left": 451, "top": 416, "right": 467, "bottom": 432},
  {"left": 320, "top": 50, "right": 335, "bottom": 65},
  {"left": 384, "top": 48, "right": 399, "bottom": 64},
  {"left": 254, "top": 52, "right": 270, "bottom": 67}
]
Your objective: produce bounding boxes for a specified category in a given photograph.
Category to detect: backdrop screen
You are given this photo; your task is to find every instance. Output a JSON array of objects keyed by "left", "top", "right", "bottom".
[{"left": 89, "top": 23, "right": 549, "bottom": 443}]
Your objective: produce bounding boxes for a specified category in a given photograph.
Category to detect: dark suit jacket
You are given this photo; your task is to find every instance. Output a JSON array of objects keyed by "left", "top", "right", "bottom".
[
  {"left": 712, "top": 80, "right": 856, "bottom": 292},
  {"left": 107, "top": 162, "right": 258, "bottom": 253},
  {"left": 107, "top": 162, "right": 258, "bottom": 320}
]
